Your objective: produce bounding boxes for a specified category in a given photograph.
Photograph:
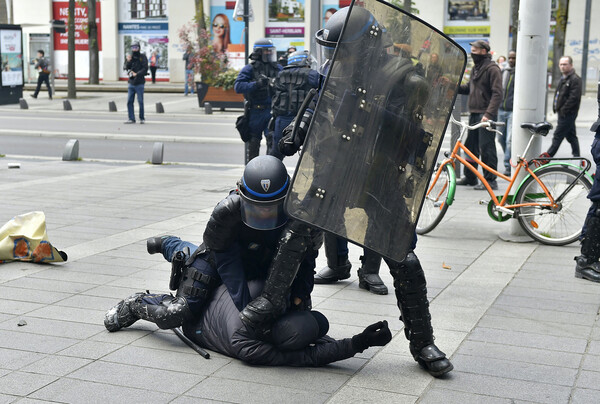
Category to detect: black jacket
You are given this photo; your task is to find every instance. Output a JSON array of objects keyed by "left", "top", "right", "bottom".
[
  {"left": 500, "top": 66, "right": 515, "bottom": 111},
  {"left": 125, "top": 52, "right": 148, "bottom": 85},
  {"left": 458, "top": 55, "right": 503, "bottom": 120},
  {"left": 553, "top": 70, "right": 582, "bottom": 117},
  {"left": 184, "top": 280, "right": 357, "bottom": 366}
]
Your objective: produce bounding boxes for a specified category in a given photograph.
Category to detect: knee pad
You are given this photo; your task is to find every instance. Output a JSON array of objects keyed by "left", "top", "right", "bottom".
[{"left": 154, "top": 297, "right": 193, "bottom": 330}]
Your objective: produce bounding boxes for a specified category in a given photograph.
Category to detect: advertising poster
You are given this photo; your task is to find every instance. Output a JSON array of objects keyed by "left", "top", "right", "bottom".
[
  {"left": 265, "top": 0, "right": 305, "bottom": 55},
  {"left": 444, "top": 0, "right": 491, "bottom": 38},
  {"left": 52, "top": 0, "right": 103, "bottom": 79},
  {"left": 1, "top": 29, "right": 23, "bottom": 86},
  {"left": 118, "top": 0, "right": 169, "bottom": 80},
  {"left": 210, "top": 0, "right": 246, "bottom": 70}
]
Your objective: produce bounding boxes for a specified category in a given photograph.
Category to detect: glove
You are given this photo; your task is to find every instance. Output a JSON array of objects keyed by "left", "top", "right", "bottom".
[
  {"left": 351, "top": 320, "right": 392, "bottom": 352},
  {"left": 256, "top": 74, "right": 269, "bottom": 88},
  {"left": 278, "top": 110, "right": 313, "bottom": 156}
]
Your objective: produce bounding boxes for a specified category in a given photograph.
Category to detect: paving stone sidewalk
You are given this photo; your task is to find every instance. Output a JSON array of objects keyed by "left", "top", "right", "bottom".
[{"left": 0, "top": 154, "right": 598, "bottom": 404}]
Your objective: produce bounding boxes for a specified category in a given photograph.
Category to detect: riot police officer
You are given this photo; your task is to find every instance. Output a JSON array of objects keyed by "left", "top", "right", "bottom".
[
  {"left": 269, "top": 50, "right": 320, "bottom": 160},
  {"left": 270, "top": 6, "right": 455, "bottom": 377},
  {"left": 575, "top": 82, "right": 600, "bottom": 282},
  {"left": 104, "top": 155, "right": 321, "bottom": 333},
  {"left": 234, "top": 39, "right": 282, "bottom": 164}
]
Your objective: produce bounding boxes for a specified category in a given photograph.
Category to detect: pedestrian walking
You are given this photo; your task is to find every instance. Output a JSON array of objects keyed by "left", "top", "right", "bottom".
[
  {"left": 542, "top": 56, "right": 582, "bottom": 159},
  {"left": 31, "top": 50, "right": 52, "bottom": 100}
]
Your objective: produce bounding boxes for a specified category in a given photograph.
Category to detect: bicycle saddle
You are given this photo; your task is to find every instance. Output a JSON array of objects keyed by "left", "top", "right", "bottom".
[{"left": 520, "top": 122, "right": 553, "bottom": 136}]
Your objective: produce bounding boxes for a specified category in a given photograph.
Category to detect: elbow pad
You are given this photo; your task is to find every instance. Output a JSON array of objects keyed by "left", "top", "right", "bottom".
[{"left": 203, "top": 193, "right": 242, "bottom": 251}]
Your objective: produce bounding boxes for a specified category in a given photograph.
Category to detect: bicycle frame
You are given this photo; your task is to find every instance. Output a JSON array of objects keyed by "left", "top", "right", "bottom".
[{"left": 429, "top": 117, "right": 589, "bottom": 217}]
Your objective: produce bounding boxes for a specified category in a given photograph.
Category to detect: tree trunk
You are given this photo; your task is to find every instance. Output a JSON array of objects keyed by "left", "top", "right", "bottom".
[
  {"left": 67, "top": 0, "right": 76, "bottom": 98},
  {"left": 510, "top": 0, "right": 519, "bottom": 51},
  {"left": 552, "top": 0, "right": 569, "bottom": 88},
  {"left": 88, "top": 0, "right": 99, "bottom": 84},
  {"left": 195, "top": 0, "right": 206, "bottom": 44}
]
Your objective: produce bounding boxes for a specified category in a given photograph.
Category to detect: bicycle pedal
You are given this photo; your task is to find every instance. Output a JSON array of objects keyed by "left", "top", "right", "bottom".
[{"left": 479, "top": 200, "right": 490, "bottom": 205}]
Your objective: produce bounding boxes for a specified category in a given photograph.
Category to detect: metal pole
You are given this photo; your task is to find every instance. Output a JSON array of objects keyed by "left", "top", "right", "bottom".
[
  {"left": 50, "top": 25, "right": 55, "bottom": 96},
  {"left": 502, "top": 0, "right": 552, "bottom": 241},
  {"left": 581, "top": 0, "right": 592, "bottom": 95},
  {"left": 243, "top": 0, "right": 249, "bottom": 62}
]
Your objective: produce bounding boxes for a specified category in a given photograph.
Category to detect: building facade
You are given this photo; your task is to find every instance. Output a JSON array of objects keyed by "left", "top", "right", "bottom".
[{"left": 7, "top": 0, "right": 599, "bottom": 86}]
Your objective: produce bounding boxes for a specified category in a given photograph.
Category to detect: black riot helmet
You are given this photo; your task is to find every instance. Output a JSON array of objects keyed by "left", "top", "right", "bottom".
[
  {"left": 314, "top": 6, "right": 383, "bottom": 75},
  {"left": 251, "top": 38, "right": 277, "bottom": 64},
  {"left": 286, "top": 50, "right": 311, "bottom": 67},
  {"left": 238, "top": 155, "right": 290, "bottom": 230}
]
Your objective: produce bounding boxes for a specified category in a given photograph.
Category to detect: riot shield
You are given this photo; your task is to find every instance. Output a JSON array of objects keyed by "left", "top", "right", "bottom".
[{"left": 285, "top": 0, "right": 466, "bottom": 262}]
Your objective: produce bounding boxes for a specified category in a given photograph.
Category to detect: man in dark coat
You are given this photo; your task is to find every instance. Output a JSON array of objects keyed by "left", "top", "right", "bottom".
[
  {"left": 185, "top": 280, "right": 391, "bottom": 366},
  {"left": 124, "top": 42, "right": 148, "bottom": 124},
  {"left": 543, "top": 56, "right": 582, "bottom": 158},
  {"left": 457, "top": 40, "right": 503, "bottom": 190}
]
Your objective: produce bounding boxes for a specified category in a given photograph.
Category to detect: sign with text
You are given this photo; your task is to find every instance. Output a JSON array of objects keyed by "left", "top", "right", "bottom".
[{"left": 52, "top": 1, "right": 103, "bottom": 51}]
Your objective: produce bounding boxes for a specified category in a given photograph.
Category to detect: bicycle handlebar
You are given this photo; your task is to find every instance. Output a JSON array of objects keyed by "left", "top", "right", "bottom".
[{"left": 450, "top": 115, "right": 504, "bottom": 134}]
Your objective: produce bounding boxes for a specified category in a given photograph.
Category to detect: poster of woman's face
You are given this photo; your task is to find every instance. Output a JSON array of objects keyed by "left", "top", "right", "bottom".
[{"left": 212, "top": 13, "right": 231, "bottom": 53}]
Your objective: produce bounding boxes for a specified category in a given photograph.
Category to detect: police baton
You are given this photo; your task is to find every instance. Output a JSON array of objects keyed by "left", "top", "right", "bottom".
[
  {"left": 173, "top": 327, "right": 210, "bottom": 359},
  {"left": 285, "top": 88, "right": 318, "bottom": 146}
]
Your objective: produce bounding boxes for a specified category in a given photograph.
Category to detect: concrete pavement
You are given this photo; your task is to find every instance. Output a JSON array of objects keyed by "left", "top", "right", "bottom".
[{"left": 0, "top": 90, "right": 599, "bottom": 403}]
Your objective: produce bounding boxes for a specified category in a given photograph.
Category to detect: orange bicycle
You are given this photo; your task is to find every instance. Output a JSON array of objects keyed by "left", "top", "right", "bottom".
[{"left": 417, "top": 115, "right": 593, "bottom": 245}]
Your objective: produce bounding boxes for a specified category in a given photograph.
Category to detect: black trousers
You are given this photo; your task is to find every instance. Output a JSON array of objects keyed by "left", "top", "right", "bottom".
[
  {"left": 150, "top": 66, "right": 157, "bottom": 83},
  {"left": 34, "top": 74, "right": 52, "bottom": 98},
  {"left": 547, "top": 113, "right": 580, "bottom": 157},
  {"left": 464, "top": 112, "right": 497, "bottom": 182}
]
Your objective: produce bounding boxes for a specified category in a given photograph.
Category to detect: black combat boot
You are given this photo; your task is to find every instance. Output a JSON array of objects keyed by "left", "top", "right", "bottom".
[
  {"left": 575, "top": 207, "right": 600, "bottom": 283},
  {"left": 314, "top": 233, "right": 351, "bottom": 284},
  {"left": 389, "top": 252, "right": 453, "bottom": 377},
  {"left": 358, "top": 249, "right": 388, "bottom": 295},
  {"left": 147, "top": 235, "right": 172, "bottom": 255},
  {"left": 104, "top": 292, "right": 146, "bottom": 332},
  {"left": 245, "top": 137, "right": 261, "bottom": 164}
]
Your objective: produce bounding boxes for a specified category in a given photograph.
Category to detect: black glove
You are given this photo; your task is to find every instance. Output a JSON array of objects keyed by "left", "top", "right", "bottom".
[
  {"left": 351, "top": 320, "right": 392, "bottom": 352},
  {"left": 256, "top": 74, "right": 269, "bottom": 89},
  {"left": 278, "top": 110, "right": 313, "bottom": 156}
]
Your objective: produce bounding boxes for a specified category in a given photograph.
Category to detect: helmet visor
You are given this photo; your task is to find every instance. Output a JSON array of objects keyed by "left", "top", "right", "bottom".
[
  {"left": 256, "top": 46, "right": 277, "bottom": 63},
  {"left": 240, "top": 194, "right": 288, "bottom": 230}
]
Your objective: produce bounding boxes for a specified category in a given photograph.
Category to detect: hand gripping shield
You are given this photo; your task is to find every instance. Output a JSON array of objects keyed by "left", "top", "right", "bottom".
[{"left": 285, "top": 0, "right": 466, "bottom": 262}]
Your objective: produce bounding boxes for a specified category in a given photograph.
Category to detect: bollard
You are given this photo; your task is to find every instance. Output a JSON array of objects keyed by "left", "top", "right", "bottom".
[
  {"left": 19, "top": 98, "right": 28, "bottom": 109},
  {"left": 151, "top": 142, "right": 164, "bottom": 164},
  {"left": 204, "top": 102, "right": 213, "bottom": 115},
  {"left": 63, "top": 100, "right": 72, "bottom": 111},
  {"left": 62, "top": 139, "right": 79, "bottom": 161},
  {"left": 156, "top": 102, "right": 164, "bottom": 113},
  {"left": 108, "top": 101, "right": 117, "bottom": 112}
]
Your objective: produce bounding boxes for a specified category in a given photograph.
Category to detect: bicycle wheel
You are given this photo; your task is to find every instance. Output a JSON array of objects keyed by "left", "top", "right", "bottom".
[
  {"left": 515, "top": 165, "right": 592, "bottom": 245},
  {"left": 417, "top": 163, "right": 453, "bottom": 235}
]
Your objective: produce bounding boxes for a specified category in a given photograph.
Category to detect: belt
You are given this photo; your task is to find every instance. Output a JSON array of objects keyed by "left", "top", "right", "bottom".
[{"left": 252, "top": 105, "right": 269, "bottom": 110}]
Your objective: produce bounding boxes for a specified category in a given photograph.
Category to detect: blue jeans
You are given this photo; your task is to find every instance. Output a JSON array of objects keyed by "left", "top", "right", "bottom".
[
  {"left": 184, "top": 69, "right": 194, "bottom": 95},
  {"left": 270, "top": 115, "right": 294, "bottom": 160},
  {"left": 498, "top": 109, "right": 512, "bottom": 171},
  {"left": 127, "top": 83, "right": 145, "bottom": 121},
  {"left": 160, "top": 236, "right": 198, "bottom": 262}
]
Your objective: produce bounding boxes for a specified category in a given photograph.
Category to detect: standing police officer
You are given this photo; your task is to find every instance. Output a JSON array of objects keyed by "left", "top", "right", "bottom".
[
  {"left": 269, "top": 50, "right": 319, "bottom": 160},
  {"left": 575, "top": 82, "right": 600, "bottom": 282},
  {"left": 234, "top": 39, "right": 281, "bottom": 164},
  {"left": 268, "top": 6, "right": 455, "bottom": 377}
]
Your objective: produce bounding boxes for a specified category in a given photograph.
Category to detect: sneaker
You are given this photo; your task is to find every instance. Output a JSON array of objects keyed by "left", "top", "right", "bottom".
[
  {"left": 124, "top": 120, "right": 135, "bottom": 124},
  {"left": 474, "top": 180, "right": 498, "bottom": 190},
  {"left": 456, "top": 177, "right": 478, "bottom": 186},
  {"left": 140, "top": 119, "right": 145, "bottom": 124}
]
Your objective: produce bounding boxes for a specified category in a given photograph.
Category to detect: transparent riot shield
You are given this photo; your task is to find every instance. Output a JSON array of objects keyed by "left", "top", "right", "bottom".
[{"left": 285, "top": 0, "right": 466, "bottom": 262}]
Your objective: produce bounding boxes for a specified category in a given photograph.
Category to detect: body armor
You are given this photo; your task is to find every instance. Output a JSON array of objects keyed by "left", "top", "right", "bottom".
[{"left": 272, "top": 67, "right": 314, "bottom": 117}]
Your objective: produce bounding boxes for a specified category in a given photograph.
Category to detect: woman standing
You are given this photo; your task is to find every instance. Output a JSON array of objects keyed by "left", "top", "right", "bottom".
[{"left": 149, "top": 50, "right": 159, "bottom": 84}]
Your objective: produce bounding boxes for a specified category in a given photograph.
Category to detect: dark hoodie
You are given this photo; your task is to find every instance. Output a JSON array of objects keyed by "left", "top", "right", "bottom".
[
  {"left": 459, "top": 54, "right": 502, "bottom": 120},
  {"left": 125, "top": 45, "right": 148, "bottom": 86}
]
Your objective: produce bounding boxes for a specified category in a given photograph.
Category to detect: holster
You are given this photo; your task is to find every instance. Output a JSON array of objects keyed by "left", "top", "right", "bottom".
[{"left": 169, "top": 246, "right": 190, "bottom": 291}]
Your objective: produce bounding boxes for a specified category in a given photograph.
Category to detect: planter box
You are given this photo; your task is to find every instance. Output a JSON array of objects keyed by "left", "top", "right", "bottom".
[{"left": 196, "top": 82, "right": 244, "bottom": 110}]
